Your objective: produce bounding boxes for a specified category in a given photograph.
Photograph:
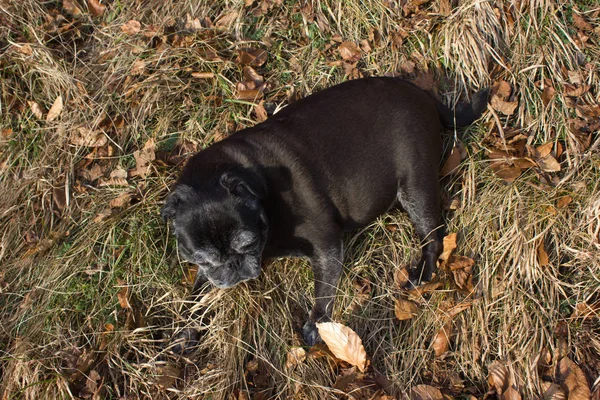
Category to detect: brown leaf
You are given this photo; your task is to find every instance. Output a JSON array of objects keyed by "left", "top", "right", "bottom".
[
  {"left": 564, "top": 83, "right": 590, "bottom": 97},
  {"left": 573, "top": 13, "right": 593, "bottom": 31},
  {"left": 491, "top": 81, "right": 518, "bottom": 115},
  {"left": 70, "top": 127, "right": 107, "bottom": 147},
  {"left": 28, "top": 101, "right": 43, "bottom": 119},
  {"left": 488, "top": 361, "right": 510, "bottom": 394},
  {"left": 63, "top": 0, "right": 82, "bottom": 16},
  {"left": 237, "top": 48, "right": 267, "bottom": 66},
  {"left": 87, "top": 0, "right": 106, "bottom": 16},
  {"left": 130, "top": 59, "right": 146, "bottom": 75},
  {"left": 536, "top": 155, "right": 561, "bottom": 172},
  {"left": 540, "top": 382, "right": 567, "bottom": 400},
  {"left": 493, "top": 81, "right": 512, "bottom": 98},
  {"left": 394, "top": 298, "right": 419, "bottom": 320},
  {"left": 502, "top": 386, "right": 522, "bottom": 400},
  {"left": 570, "top": 302, "right": 600, "bottom": 320},
  {"left": 155, "top": 364, "right": 180, "bottom": 389},
  {"left": 433, "top": 322, "right": 452, "bottom": 357},
  {"left": 339, "top": 41, "right": 361, "bottom": 62},
  {"left": 537, "top": 239, "right": 549, "bottom": 267},
  {"left": 53, "top": 185, "right": 67, "bottom": 212},
  {"left": 215, "top": 10, "right": 239, "bottom": 27},
  {"left": 440, "top": 145, "right": 462, "bottom": 176},
  {"left": 333, "top": 368, "right": 357, "bottom": 390},
  {"left": 542, "top": 85, "right": 555, "bottom": 106},
  {"left": 557, "top": 195, "right": 572, "bottom": 209},
  {"left": 407, "top": 281, "right": 442, "bottom": 299},
  {"left": 359, "top": 39, "right": 372, "bottom": 53},
  {"left": 46, "top": 95, "right": 63, "bottom": 122},
  {"left": 129, "top": 139, "right": 156, "bottom": 177},
  {"left": 490, "top": 161, "right": 523, "bottom": 183},
  {"left": 410, "top": 384, "right": 444, "bottom": 399},
  {"left": 243, "top": 66, "right": 264, "bottom": 86},
  {"left": 117, "top": 286, "right": 130, "bottom": 309},
  {"left": 121, "top": 20, "right": 141, "bottom": 35},
  {"left": 109, "top": 192, "right": 131, "bottom": 209},
  {"left": 394, "top": 267, "right": 410, "bottom": 289},
  {"left": 285, "top": 347, "right": 306, "bottom": 368},
  {"left": 449, "top": 255, "right": 474, "bottom": 292},
  {"left": 1, "top": 128, "right": 13, "bottom": 139},
  {"left": 439, "top": 233, "right": 457, "bottom": 264},
  {"left": 254, "top": 101, "right": 268, "bottom": 122},
  {"left": 411, "top": 71, "right": 435, "bottom": 91},
  {"left": 236, "top": 89, "right": 263, "bottom": 100},
  {"left": 316, "top": 322, "right": 367, "bottom": 372},
  {"left": 557, "top": 357, "right": 591, "bottom": 399}
]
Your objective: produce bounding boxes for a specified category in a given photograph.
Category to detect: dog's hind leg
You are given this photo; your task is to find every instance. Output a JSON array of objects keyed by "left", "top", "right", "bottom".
[{"left": 397, "top": 171, "right": 443, "bottom": 286}]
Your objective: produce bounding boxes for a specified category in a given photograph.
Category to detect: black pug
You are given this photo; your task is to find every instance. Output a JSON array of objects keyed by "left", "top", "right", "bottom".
[{"left": 161, "top": 77, "right": 488, "bottom": 346}]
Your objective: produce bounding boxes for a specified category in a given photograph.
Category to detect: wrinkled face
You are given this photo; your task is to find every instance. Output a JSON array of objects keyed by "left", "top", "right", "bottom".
[{"left": 163, "top": 180, "right": 268, "bottom": 289}]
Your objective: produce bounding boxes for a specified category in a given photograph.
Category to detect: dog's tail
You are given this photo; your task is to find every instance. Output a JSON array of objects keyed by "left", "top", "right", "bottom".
[{"left": 434, "top": 88, "right": 489, "bottom": 128}]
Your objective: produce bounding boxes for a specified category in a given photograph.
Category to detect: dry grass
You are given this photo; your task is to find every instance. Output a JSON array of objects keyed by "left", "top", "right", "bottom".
[{"left": 1, "top": 0, "right": 599, "bottom": 398}]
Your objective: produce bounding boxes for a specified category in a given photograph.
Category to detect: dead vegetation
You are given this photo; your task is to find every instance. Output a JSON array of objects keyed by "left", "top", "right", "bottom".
[{"left": 0, "top": 0, "right": 599, "bottom": 398}]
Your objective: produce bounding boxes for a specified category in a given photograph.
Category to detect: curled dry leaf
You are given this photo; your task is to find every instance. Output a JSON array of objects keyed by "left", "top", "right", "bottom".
[
  {"left": 339, "top": 41, "right": 361, "bottom": 62},
  {"left": 46, "top": 95, "right": 63, "bottom": 122},
  {"left": 557, "top": 357, "right": 591, "bottom": 399},
  {"left": 449, "top": 255, "right": 474, "bottom": 292},
  {"left": 254, "top": 101, "right": 268, "bottom": 122},
  {"left": 564, "top": 83, "right": 590, "bottom": 97},
  {"left": 502, "top": 386, "right": 522, "bottom": 400},
  {"left": 410, "top": 384, "right": 444, "bottom": 399},
  {"left": 432, "top": 322, "right": 452, "bottom": 357},
  {"left": 28, "top": 101, "right": 43, "bottom": 119},
  {"left": 121, "top": 20, "right": 141, "bottom": 35},
  {"left": 116, "top": 286, "right": 130, "bottom": 309},
  {"left": 129, "top": 139, "right": 156, "bottom": 177},
  {"left": 285, "top": 347, "right": 306, "bottom": 368},
  {"left": 316, "top": 322, "right": 367, "bottom": 372},
  {"left": 87, "top": 0, "right": 106, "bottom": 16},
  {"left": 491, "top": 81, "right": 518, "bottom": 116},
  {"left": 488, "top": 361, "right": 510, "bottom": 394},
  {"left": 407, "top": 281, "right": 442, "bottom": 299},
  {"left": 537, "top": 239, "right": 549, "bottom": 267},
  {"left": 440, "top": 144, "right": 462, "bottom": 177},
  {"left": 236, "top": 89, "right": 263, "bottom": 100},
  {"left": 237, "top": 48, "right": 267, "bottom": 66},
  {"left": 394, "top": 298, "right": 419, "bottom": 320},
  {"left": 540, "top": 382, "right": 567, "bottom": 400},
  {"left": 63, "top": 0, "right": 82, "bottom": 16},
  {"left": 70, "top": 127, "right": 107, "bottom": 147},
  {"left": 439, "top": 233, "right": 457, "bottom": 264},
  {"left": 109, "top": 192, "right": 132, "bottom": 209},
  {"left": 394, "top": 267, "right": 410, "bottom": 289},
  {"left": 542, "top": 85, "right": 556, "bottom": 106}
]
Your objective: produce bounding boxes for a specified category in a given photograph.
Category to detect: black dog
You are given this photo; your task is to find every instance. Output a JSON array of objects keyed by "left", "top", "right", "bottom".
[{"left": 162, "top": 77, "right": 488, "bottom": 346}]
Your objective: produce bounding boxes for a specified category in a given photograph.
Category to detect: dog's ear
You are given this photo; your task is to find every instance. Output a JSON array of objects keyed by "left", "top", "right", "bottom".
[
  {"left": 220, "top": 170, "right": 265, "bottom": 201},
  {"left": 161, "top": 185, "right": 194, "bottom": 221}
]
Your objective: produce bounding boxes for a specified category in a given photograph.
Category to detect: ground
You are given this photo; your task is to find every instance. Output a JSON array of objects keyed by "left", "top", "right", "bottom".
[{"left": 0, "top": 0, "right": 599, "bottom": 399}]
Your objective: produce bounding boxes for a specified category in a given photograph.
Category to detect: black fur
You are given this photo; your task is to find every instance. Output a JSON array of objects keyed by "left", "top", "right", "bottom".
[{"left": 163, "top": 77, "right": 487, "bottom": 346}]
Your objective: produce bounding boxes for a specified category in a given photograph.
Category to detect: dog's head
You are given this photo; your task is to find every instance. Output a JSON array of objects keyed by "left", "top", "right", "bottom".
[{"left": 161, "top": 170, "right": 268, "bottom": 289}]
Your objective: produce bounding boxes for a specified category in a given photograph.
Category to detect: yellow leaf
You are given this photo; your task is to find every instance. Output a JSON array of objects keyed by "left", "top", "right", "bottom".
[{"left": 316, "top": 322, "right": 367, "bottom": 372}]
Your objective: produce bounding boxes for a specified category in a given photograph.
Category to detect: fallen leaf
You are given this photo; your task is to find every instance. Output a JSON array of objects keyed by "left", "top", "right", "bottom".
[
  {"left": 243, "top": 66, "right": 264, "bottom": 86},
  {"left": 215, "top": 10, "right": 239, "bottom": 27},
  {"left": 53, "top": 184, "right": 67, "bottom": 212},
  {"left": 557, "top": 357, "right": 590, "bottom": 399},
  {"left": 63, "top": 0, "right": 82, "bottom": 16},
  {"left": 410, "top": 384, "right": 444, "bottom": 399},
  {"left": 28, "top": 101, "right": 43, "bottom": 119},
  {"left": 130, "top": 59, "right": 146, "bottom": 75},
  {"left": 87, "top": 0, "right": 106, "bottom": 16},
  {"left": 440, "top": 145, "right": 462, "bottom": 176},
  {"left": 285, "top": 347, "right": 306, "bottom": 368},
  {"left": 109, "top": 192, "right": 131, "bottom": 209},
  {"left": 236, "top": 89, "right": 263, "bottom": 100},
  {"left": 316, "top": 322, "right": 367, "bottom": 372},
  {"left": 502, "top": 386, "right": 522, "bottom": 400},
  {"left": 536, "top": 155, "right": 561, "bottom": 172},
  {"left": 542, "top": 85, "right": 555, "bottom": 106},
  {"left": 339, "top": 41, "right": 361, "bottom": 62},
  {"left": 394, "top": 298, "right": 419, "bottom": 320},
  {"left": 70, "top": 127, "right": 107, "bottom": 147},
  {"left": 155, "top": 364, "right": 180, "bottom": 389},
  {"left": 46, "top": 95, "right": 64, "bottom": 122},
  {"left": 432, "top": 322, "right": 452, "bottom": 357},
  {"left": 333, "top": 367, "right": 357, "bottom": 390},
  {"left": 488, "top": 361, "right": 510, "bottom": 394},
  {"left": 407, "top": 281, "right": 442, "bottom": 299},
  {"left": 537, "top": 239, "right": 549, "bottom": 267},
  {"left": 491, "top": 81, "right": 518, "bottom": 115},
  {"left": 254, "top": 101, "right": 268, "bottom": 122},
  {"left": 449, "top": 255, "right": 474, "bottom": 292},
  {"left": 394, "top": 267, "right": 410, "bottom": 288},
  {"left": 439, "top": 233, "right": 457, "bottom": 264},
  {"left": 557, "top": 195, "right": 572, "bottom": 209},
  {"left": 116, "top": 286, "right": 130, "bottom": 309},
  {"left": 570, "top": 301, "right": 600, "bottom": 320},
  {"left": 129, "top": 139, "right": 156, "bottom": 177},
  {"left": 540, "top": 382, "right": 567, "bottom": 400},
  {"left": 490, "top": 161, "right": 523, "bottom": 183},
  {"left": 121, "top": 20, "right": 141, "bottom": 35},
  {"left": 564, "top": 83, "right": 590, "bottom": 97},
  {"left": 572, "top": 13, "right": 593, "bottom": 31},
  {"left": 1, "top": 128, "right": 13, "bottom": 139},
  {"left": 237, "top": 48, "right": 267, "bottom": 66}
]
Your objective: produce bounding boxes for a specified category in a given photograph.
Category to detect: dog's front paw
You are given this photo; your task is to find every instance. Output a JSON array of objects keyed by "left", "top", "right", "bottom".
[
  {"left": 169, "top": 328, "right": 200, "bottom": 355},
  {"left": 302, "top": 320, "right": 321, "bottom": 346}
]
